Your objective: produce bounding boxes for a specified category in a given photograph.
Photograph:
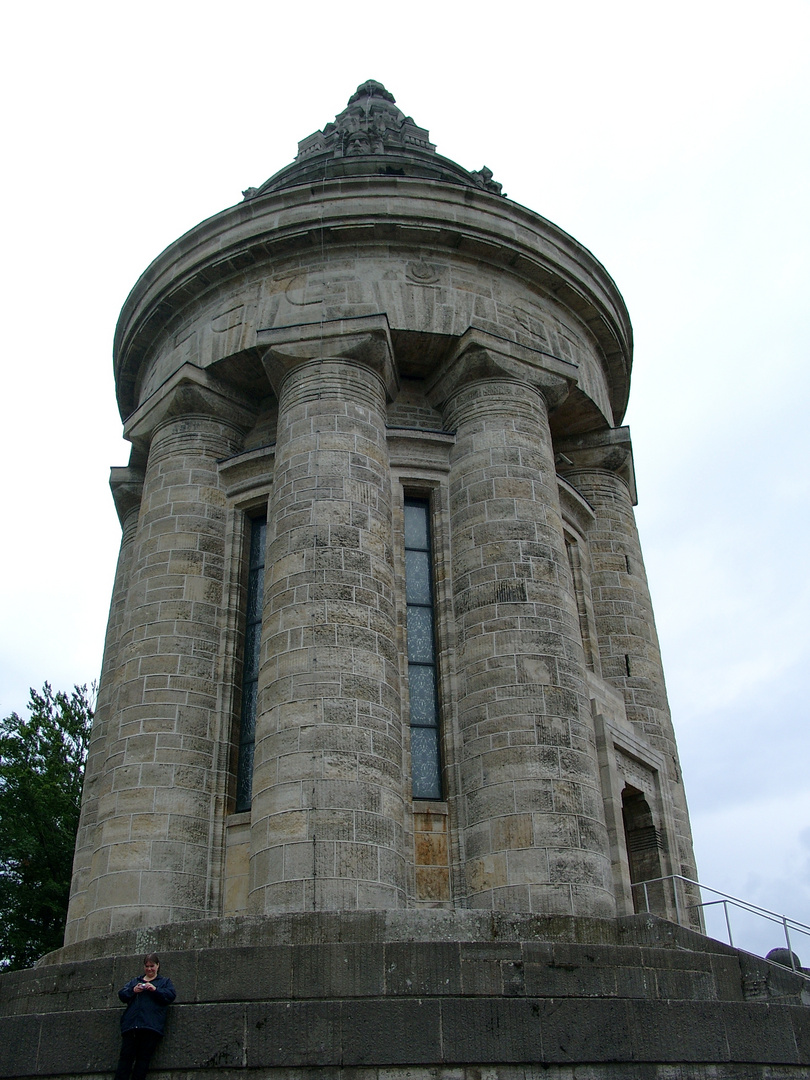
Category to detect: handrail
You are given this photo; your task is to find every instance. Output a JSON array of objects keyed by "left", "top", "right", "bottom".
[{"left": 631, "top": 874, "right": 810, "bottom": 978}]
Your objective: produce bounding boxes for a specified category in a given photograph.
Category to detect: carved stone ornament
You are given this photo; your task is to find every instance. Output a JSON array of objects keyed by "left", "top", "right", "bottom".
[
  {"left": 295, "top": 79, "right": 436, "bottom": 161},
  {"left": 555, "top": 426, "right": 638, "bottom": 504},
  {"left": 246, "top": 81, "right": 507, "bottom": 199},
  {"left": 470, "top": 166, "right": 503, "bottom": 195},
  {"left": 405, "top": 260, "right": 440, "bottom": 285},
  {"left": 123, "top": 363, "right": 258, "bottom": 447}
]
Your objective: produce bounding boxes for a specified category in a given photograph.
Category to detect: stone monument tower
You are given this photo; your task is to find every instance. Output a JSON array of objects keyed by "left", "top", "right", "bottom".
[
  {"left": 3, "top": 82, "right": 808, "bottom": 1080},
  {"left": 65, "top": 78, "right": 697, "bottom": 937}
]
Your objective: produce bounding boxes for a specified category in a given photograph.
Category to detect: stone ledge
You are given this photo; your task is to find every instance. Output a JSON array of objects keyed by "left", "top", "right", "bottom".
[
  {"left": 34, "top": 911, "right": 740, "bottom": 967},
  {"left": 2, "top": 939, "right": 803, "bottom": 1016},
  {"left": 3, "top": 915, "right": 807, "bottom": 1015}
]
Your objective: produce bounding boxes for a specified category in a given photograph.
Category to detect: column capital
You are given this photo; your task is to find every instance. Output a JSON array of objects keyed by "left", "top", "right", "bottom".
[
  {"left": 257, "top": 314, "right": 397, "bottom": 401},
  {"left": 426, "top": 327, "right": 576, "bottom": 413},
  {"left": 555, "top": 426, "right": 637, "bottom": 504},
  {"left": 123, "top": 363, "right": 258, "bottom": 448},
  {"left": 109, "top": 466, "right": 144, "bottom": 529}
]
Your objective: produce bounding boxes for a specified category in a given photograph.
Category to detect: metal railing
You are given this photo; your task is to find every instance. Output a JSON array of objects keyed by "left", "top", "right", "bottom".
[{"left": 631, "top": 874, "right": 810, "bottom": 978}]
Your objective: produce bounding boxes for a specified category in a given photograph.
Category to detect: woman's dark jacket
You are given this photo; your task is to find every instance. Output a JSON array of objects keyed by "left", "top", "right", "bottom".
[{"left": 118, "top": 975, "right": 176, "bottom": 1034}]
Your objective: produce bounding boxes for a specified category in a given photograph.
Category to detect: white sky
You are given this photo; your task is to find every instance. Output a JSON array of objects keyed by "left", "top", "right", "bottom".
[{"left": 1, "top": 0, "right": 808, "bottom": 960}]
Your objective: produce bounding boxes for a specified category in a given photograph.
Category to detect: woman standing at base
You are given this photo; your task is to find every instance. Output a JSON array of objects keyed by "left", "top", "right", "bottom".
[{"left": 114, "top": 953, "right": 176, "bottom": 1080}]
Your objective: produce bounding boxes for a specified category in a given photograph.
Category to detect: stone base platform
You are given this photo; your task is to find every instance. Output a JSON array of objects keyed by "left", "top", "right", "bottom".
[{"left": 1, "top": 912, "right": 808, "bottom": 1078}]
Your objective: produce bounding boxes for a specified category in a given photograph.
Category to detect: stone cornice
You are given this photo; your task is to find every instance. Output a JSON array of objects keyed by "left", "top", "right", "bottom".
[
  {"left": 386, "top": 426, "right": 455, "bottom": 472},
  {"left": 557, "top": 476, "right": 597, "bottom": 536},
  {"left": 215, "top": 428, "right": 457, "bottom": 500},
  {"left": 217, "top": 443, "right": 276, "bottom": 501},
  {"left": 113, "top": 178, "right": 632, "bottom": 426}
]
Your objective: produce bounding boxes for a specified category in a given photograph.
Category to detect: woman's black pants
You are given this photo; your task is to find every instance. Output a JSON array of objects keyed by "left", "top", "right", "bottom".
[{"left": 114, "top": 1029, "right": 161, "bottom": 1080}]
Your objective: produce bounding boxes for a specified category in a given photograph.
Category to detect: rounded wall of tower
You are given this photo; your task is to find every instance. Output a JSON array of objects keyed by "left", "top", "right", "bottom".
[{"left": 66, "top": 168, "right": 701, "bottom": 948}]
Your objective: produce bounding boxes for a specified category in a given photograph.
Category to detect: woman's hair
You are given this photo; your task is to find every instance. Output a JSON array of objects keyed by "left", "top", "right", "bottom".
[{"left": 143, "top": 953, "right": 160, "bottom": 966}]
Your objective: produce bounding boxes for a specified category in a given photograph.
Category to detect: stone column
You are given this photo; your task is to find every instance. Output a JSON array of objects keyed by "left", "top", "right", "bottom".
[
  {"left": 249, "top": 316, "right": 405, "bottom": 912},
  {"left": 64, "top": 471, "right": 143, "bottom": 945},
  {"left": 558, "top": 429, "right": 700, "bottom": 896},
  {"left": 429, "top": 330, "right": 615, "bottom": 917},
  {"left": 78, "top": 369, "right": 254, "bottom": 940}
]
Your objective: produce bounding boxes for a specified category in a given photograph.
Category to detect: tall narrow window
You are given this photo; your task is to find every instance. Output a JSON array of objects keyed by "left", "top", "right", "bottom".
[
  {"left": 404, "top": 498, "right": 442, "bottom": 799},
  {"left": 236, "top": 516, "right": 266, "bottom": 812}
]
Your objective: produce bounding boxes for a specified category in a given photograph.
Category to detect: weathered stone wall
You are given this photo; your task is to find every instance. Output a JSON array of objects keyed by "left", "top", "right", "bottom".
[
  {"left": 75, "top": 383, "right": 254, "bottom": 939},
  {"left": 63, "top": 95, "right": 694, "bottom": 943},
  {"left": 3, "top": 913, "right": 809, "bottom": 1078},
  {"left": 8, "top": 81, "right": 804, "bottom": 1080},
  {"left": 559, "top": 431, "right": 699, "bottom": 912},
  {"left": 66, "top": 485, "right": 141, "bottom": 942},
  {"left": 249, "top": 323, "right": 406, "bottom": 912},
  {"left": 113, "top": 179, "right": 631, "bottom": 432},
  {"left": 438, "top": 374, "right": 613, "bottom": 915}
]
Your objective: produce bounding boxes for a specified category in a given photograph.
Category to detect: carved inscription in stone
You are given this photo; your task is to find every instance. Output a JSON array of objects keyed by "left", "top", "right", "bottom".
[
  {"left": 284, "top": 273, "right": 326, "bottom": 307},
  {"left": 406, "top": 260, "right": 440, "bottom": 285},
  {"left": 211, "top": 305, "right": 245, "bottom": 333}
]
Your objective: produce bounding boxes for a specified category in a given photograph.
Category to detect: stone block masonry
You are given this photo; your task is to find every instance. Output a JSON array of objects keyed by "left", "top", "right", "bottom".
[
  {"left": 249, "top": 322, "right": 406, "bottom": 912},
  {"left": 62, "top": 81, "right": 690, "bottom": 937},
  {"left": 435, "top": 367, "right": 613, "bottom": 916},
  {"left": 2, "top": 913, "right": 809, "bottom": 1078},
  {"left": 7, "top": 79, "right": 798, "bottom": 1080}
]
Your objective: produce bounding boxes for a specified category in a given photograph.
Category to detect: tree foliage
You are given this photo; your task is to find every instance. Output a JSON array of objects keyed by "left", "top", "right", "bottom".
[{"left": 0, "top": 683, "right": 93, "bottom": 971}]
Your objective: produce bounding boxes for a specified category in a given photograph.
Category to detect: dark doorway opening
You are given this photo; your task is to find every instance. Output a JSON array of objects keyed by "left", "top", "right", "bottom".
[{"left": 622, "top": 785, "right": 664, "bottom": 914}]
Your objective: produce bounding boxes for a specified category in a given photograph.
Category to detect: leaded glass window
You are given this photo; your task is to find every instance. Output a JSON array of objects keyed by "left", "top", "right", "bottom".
[
  {"left": 404, "top": 498, "right": 442, "bottom": 799},
  {"left": 236, "top": 516, "right": 266, "bottom": 812}
]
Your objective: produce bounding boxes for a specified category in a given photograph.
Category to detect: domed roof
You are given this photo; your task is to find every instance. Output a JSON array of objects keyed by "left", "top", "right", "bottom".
[{"left": 244, "top": 79, "right": 505, "bottom": 198}]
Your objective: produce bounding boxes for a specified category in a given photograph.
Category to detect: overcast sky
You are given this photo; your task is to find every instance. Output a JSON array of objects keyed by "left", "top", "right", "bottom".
[{"left": 1, "top": 1, "right": 808, "bottom": 960}]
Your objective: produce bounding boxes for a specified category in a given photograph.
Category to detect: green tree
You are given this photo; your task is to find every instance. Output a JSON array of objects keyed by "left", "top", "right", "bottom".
[{"left": 0, "top": 683, "right": 93, "bottom": 971}]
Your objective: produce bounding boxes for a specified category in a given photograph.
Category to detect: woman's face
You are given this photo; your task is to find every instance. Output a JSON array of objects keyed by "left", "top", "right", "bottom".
[{"left": 143, "top": 960, "right": 159, "bottom": 980}]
